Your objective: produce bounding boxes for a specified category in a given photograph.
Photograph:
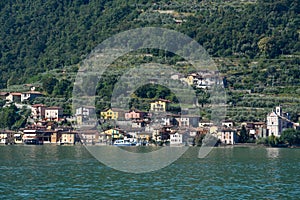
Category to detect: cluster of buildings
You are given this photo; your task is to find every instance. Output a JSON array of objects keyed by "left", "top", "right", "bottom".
[
  {"left": 0, "top": 87, "right": 43, "bottom": 103},
  {"left": 0, "top": 71, "right": 299, "bottom": 146},
  {"left": 1, "top": 99, "right": 299, "bottom": 146}
]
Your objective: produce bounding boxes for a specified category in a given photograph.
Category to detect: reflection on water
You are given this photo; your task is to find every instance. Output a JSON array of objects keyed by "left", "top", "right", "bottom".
[
  {"left": 266, "top": 147, "right": 280, "bottom": 159},
  {"left": 0, "top": 146, "right": 299, "bottom": 199}
]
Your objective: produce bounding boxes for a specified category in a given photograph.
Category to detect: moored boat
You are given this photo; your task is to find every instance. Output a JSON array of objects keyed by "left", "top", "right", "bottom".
[
  {"left": 113, "top": 138, "right": 137, "bottom": 146},
  {"left": 24, "top": 139, "right": 43, "bottom": 145}
]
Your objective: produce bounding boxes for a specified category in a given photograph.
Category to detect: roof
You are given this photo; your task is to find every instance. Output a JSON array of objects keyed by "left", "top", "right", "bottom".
[
  {"left": 152, "top": 98, "right": 171, "bottom": 103},
  {"left": 32, "top": 104, "right": 47, "bottom": 107},
  {"left": 9, "top": 92, "right": 22, "bottom": 96},
  {"left": 46, "top": 106, "right": 62, "bottom": 110},
  {"left": 128, "top": 109, "right": 146, "bottom": 113},
  {"left": 220, "top": 128, "right": 237, "bottom": 132},
  {"left": 253, "top": 122, "right": 265, "bottom": 125},
  {"left": 102, "top": 108, "right": 113, "bottom": 112},
  {"left": 22, "top": 91, "right": 43, "bottom": 94},
  {"left": 268, "top": 112, "right": 278, "bottom": 117}
]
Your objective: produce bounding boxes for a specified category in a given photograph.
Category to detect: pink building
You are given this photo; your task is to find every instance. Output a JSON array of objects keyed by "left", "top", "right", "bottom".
[{"left": 125, "top": 109, "right": 147, "bottom": 120}]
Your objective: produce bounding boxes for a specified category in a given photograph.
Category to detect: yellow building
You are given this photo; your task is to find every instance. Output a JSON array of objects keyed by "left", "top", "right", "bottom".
[
  {"left": 101, "top": 109, "right": 118, "bottom": 120},
  {"left": 60, "top": 131, "right": 77, "bottom": 144},
  {"left": 103, "top": 128, "right": 124, "bottom": 139},
  {"left": 186, "top": 74, "right": 195, "bottom": 85},
  {"left": 150, "top": 99, "right": 170, "bottom": 112}
]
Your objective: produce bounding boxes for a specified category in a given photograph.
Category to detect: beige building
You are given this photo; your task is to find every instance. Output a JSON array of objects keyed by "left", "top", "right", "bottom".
[
  {"left": 60, "top": 131, "right": 77, "bottom": 144},
  {"left": 150, "top": 99, "right": 170, "bottom": 112}
]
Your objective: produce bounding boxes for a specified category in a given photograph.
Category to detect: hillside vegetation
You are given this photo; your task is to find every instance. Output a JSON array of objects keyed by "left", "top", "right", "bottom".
[
  {"left": 0, "top": 0, "right": 299, "bottom": 123},
  {"left": 0, "top": 0, "right": 299, "bottom": 88}
]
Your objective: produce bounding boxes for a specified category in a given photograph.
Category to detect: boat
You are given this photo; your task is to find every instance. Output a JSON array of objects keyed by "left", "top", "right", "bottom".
[
  {"left": 113, "top": 138, "right": 137, "bottom": 146},
  {"left": 23, "top": 139, "right": 43, "bottom": 145}
]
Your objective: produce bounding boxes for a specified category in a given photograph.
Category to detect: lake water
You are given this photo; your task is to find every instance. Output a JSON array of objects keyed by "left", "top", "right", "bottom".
[{"left": 0, "top": 145, "right": 299, "bottom": 199}]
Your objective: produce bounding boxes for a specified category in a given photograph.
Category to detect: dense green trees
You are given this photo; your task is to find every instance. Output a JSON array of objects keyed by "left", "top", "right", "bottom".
[
  {"left": 0, "top": 0, "right": 299, "bottom": 89},
  {"left": 42, "top": 76, "right": 58, "bottom": 95},
  {"left": 0, "top": 0, "right": 299, "bottom": 124},
  {"left": 280, "top": 129, "right": 300, "bottom": 146},
  {"left": 0, "top": 104, "right": 30, "bottom": 130}
]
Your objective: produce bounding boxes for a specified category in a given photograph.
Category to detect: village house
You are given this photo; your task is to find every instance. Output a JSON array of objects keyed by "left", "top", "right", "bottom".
[
  {"left": 21, "top": 91, "right": 43, "bottom": 102},
  {"left": 222, "top": 120, "right": 235, "bottom": 128},
  {"left": 0, "top": 92, "right": 8, "bottom": 100},
  {"left": 153, "top": 125, "right": 175, "bottom": 143},
  {"left": 6, "top": 92, "right": 22, "bottom": 103},
  {"left": 219, "top": 128, "right": 238, "bottom": 145},
  {"left": 199, "top": 120, "right": 214, "bottom": 127},
  {"left": 161, "top": 114, "right": 179, "bottom": 126},
  {"left": 60, "top": 131, "right": 79, "bottom": 145},
  {"left": 22, "top": 127, "right": 45, "bottom": 144},
  {"left": 75, "top": 106, "right": 96, "bottom": 125},
  {"left": 125, "top": 109, "right": 147, "bottom": 120},
  {"left": 0, "top": 130, "right": 15, "bottom": 144},
  {"left": 80, "top": 130, "right": 99, "bottom": 145},
  {"left": 31, "top": 104, "right": 47, "bottom": 120},
  {"left": 101, "top": 128, "right": 126, "bottom": 142},
  {"left": 127, "top": 131, "right": 152, "bottom": 142},
  {"left": 131, "top": 119, "right": 146, "bottom": 128},
  {"left": 170, "top": 132, "right": 183, "bottom": 146},
  {"left": 101, "top": 108, "right": 118, "bottom": 120},
  {"left": 185, "top": 71, "right": 222, "bottom": 89},
  {"left": 243, "top": 122, "right": 267, "bottom": 138},
  {"left": 150, "top": 99, "right": 171, "bottom": 112},
  {"left": 45, "top": 106, "right": 64, "bottom": 121},
  {"left": 51, "top": 131, "right": 60, "bottom": 143},
  {"left": 176, "top": 115, "right": 200, "bottom": 128}
]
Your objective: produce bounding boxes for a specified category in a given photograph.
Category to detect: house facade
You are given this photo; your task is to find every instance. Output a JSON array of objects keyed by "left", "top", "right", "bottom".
[
  {"left": 21, "top": 91, "right": 43, "bottom": 102},
  {"left": 185, "top": 71, "right": 222, "bottom": 89},
  {"left": 125, "top": 109, "right": 147, "bottom": 120},
  {"left": 31, "top": 104, "right": 47, "bottom": 120},
  {"left": 6, "top": 92, "right": 22, "bottom": 103},
  {"left": 219, "top": 129, "right": 238, "bottom": 145},
  {"left": 150, "top": 99, "right": 170, "bottom": 112},
  {"left": 101, "top": 109, "right": 118, "bottom": 120},
  {"left": 45, "top": 106, "right": 63, "bottom": 121},
  {"left": 60, "top": 131, "right": 78, "bottom": 144},
  {"left": 75, "top": 106, "right": 96, "bottom": 125},
  {"left": 267, "top": 106, "right": 293, "bottom": 137},
  {"left": 170, "top": 132, "right": 183, "bottom": 146}
]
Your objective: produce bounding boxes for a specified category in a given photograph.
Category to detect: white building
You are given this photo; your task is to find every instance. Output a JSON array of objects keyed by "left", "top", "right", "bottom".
[
  {"left": 170, "top": 132, "right": 183, "bottom": 146},
  {"left": 21, "top": 91, "right": 43, "bottom": 102},
  {"left": 75, "top": 106, "right": 96, "bottom": 125},
  {"left": 45, "top": 107, "right": 63, "bottom": 121},
  {"left": 222, "top": 120, "right": 234, "bottom": 128},
  {"left": 6, "top": 92, "right": 21, "bottom": 103},
  {"left": 219, "top": 129, "right": 238, "bottom": 145},
  {"left": 267, "top": 106, "right": 293, "bottom": 137}
]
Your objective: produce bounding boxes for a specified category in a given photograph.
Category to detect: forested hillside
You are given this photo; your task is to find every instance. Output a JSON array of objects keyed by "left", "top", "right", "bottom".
[{"left": 0, "top": 0, "right": 299, "bottom": 88}]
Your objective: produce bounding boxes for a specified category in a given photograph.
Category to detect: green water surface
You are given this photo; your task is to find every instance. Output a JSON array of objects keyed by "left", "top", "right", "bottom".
[{"left": 0, "top": 145, "right": 299, "bottom": 199}]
